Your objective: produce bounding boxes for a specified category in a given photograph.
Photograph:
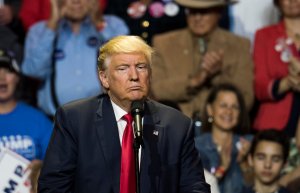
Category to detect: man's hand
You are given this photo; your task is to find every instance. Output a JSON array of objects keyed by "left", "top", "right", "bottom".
[
  {"left": 26, "top": 160, "right": 43, "bottom": 193},
  {"left": 201, "top": 50, "right": 224, "bottom": 76},
  {"left": 188, "top": 50, "right": 224, "bottom": 91},
  {"left": 47, "top": 0, "right": 66, "bottom": 30}
]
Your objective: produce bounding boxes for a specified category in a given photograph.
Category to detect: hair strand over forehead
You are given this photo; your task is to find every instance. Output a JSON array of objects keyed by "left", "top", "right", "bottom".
[{"left": 97, "top": 35, "right": 154, "bottom": 71}]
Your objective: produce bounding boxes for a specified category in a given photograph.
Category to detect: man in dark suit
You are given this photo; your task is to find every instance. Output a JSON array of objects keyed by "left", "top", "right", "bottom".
[{"left": 38, "top": 35, "right": 210, "bottom": 193}]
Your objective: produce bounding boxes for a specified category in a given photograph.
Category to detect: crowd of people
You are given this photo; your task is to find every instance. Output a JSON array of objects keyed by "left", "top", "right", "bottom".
[{"left": 1, "top": 0, "right": 300, "bottom": 193}]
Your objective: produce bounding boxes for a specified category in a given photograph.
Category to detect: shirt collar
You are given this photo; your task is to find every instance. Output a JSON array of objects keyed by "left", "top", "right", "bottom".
[
  {"left": 59, "top": 16, "right": 93, "bottom": 30},
  {"left": 111, "top": 100, "right": 128, "bottom": 122}
]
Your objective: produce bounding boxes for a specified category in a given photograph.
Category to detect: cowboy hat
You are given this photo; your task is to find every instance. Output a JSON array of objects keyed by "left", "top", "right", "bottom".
[{"left": 175, "top": 0, "right": 238, "bottom": 9}]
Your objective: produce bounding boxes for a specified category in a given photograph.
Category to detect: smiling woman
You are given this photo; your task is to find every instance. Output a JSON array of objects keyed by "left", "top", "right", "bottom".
[{"left": 194, "top": 83, "right": 252, "bottom": 193}]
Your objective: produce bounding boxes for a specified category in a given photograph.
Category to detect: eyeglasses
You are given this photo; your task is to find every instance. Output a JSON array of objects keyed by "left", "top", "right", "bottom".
[{"left": 185, "top": 7, "right": 222, "bottom": 15}]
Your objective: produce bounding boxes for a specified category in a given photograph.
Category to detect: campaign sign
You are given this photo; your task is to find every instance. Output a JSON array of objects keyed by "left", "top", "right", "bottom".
[{"left": 0, "top": 148, "right": 31, "bottom": 193}]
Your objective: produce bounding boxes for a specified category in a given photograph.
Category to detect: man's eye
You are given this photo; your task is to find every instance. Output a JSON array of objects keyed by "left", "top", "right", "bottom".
[
  {"left": 117, "top": 66, "right": 127, "bottom": 71},
  {"left": 256, "top": 155, "right": 265, "bottom": 160},
  {"left": 272, "top": 156, "right": 283, "bottom": 163},
  {"left": 137, "top": 64, "right": 148, "bottom": 71}
]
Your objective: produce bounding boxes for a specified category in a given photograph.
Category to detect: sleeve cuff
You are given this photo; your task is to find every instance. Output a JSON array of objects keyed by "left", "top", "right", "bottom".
[{"left": 272, "top": 79, "right": 286, "bottom": 100}]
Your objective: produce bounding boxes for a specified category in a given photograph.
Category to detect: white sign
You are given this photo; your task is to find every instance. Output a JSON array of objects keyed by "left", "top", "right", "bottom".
[{"left": 0, "top": 149, "right": 31, "bottom": 193}]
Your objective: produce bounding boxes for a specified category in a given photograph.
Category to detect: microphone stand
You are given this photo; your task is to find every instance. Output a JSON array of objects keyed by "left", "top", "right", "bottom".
[{"left": 133, "top": 134, "right": 143, "bottom": 193}]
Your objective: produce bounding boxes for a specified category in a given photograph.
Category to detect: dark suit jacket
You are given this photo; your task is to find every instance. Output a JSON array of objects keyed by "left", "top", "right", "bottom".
[{"left": 38, "top": 94, "right": 210, "bottom": 193}]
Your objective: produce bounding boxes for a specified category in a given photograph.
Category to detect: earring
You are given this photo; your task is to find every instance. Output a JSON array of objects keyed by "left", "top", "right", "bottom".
[{"left": 208, "top": 116, "right": 213, "bottom": 123}]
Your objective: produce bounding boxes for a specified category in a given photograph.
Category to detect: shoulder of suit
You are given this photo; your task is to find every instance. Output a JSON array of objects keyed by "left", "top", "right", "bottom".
[
  {"left": 146, "top": 99, "right": 191, "bottom": 121},
  {"left": 255, "top": 22, "right": 282, "bottom": 38},
  {"left": 215, "top": 28, "right": 251, "bottom": 50},
  {"left": 60, "top": 95, "right": 100, "bottom": 112},
  {"left": 152, "top": 28, "right": 189, "bottom": 45},
  {"left": 218, "top": 28, "right": 250, "bottom": 44}
]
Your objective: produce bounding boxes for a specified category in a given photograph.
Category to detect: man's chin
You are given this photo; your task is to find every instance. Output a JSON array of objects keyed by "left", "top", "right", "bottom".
[{"left": 129, "top": 94, "right": 147, "bottom": 102}]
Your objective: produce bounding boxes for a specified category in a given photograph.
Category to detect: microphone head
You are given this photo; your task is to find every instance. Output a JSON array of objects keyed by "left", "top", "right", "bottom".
[{"left": 131, "top": 100, "right": 144, "bottom": 116}]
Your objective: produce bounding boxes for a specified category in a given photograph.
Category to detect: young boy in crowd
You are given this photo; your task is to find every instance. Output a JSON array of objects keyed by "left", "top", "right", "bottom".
[{"left": 241, "top": 129, "right": 291, "bottom": 193}]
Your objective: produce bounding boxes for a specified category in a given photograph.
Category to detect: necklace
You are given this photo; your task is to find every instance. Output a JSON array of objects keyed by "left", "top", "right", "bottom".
[
  {"left": 254, "top": 186, "right": 279, "bottom": 193},
  {"left": 286, "top": 26, "right": 300, "bottom": 41},
  {"left": 255, "top": 191, "right": 278, "bottom": 193}
]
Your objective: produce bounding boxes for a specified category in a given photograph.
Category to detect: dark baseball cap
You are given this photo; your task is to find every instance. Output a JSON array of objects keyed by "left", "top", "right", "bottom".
[{"left": 0, "top": 49, "right": 20, "bottom": 74}]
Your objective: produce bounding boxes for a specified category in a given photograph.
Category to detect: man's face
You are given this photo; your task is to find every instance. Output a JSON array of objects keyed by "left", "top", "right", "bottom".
[
  {"left": 99, "top": 53, "right": 150, "bottom": 110},
  {"left": 249, "top": 141, "right": 285, "bottom": 185},
  {"left": 0, "top": 67, "right": 19, "bottom": 103},
  {"left": 63, "top": 0, "right": 90, "bottom": 22},
  {"left": 186, "top": 7, "right": 221, "bottom": 36}
]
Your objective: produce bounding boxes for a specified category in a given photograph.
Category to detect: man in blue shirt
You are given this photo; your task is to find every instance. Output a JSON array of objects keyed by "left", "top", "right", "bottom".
[{"left": 22, "top": 0, "right": 129, "bottom": 115}]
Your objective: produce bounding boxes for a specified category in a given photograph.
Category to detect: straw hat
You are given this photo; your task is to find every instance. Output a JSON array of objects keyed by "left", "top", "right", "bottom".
[{"left": 175, "top": 0, "right": 238, "bottom": 9}]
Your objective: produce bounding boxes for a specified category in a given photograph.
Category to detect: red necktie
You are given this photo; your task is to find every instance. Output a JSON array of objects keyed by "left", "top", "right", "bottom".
[{"left": 120, "top": 114, "right": 136, "bottom": 193}]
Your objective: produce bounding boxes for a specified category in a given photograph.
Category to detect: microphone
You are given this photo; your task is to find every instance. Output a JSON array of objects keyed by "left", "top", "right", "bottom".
[{"left": 131, "top": 100, "right": 144, "bottom": 144}]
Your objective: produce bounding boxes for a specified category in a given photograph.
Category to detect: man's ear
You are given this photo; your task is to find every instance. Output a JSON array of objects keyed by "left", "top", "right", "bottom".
[{"left": 99, "top": 70, "right": 109, "bottom": 89}]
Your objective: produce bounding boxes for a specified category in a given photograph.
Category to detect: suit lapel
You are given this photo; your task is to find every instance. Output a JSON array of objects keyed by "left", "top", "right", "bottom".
[
  {"left": 95, "top": 95, "right": 121, "bottom": 193},
  {"left": 140, "top": 100, "right": 164, "bottom": 193}
]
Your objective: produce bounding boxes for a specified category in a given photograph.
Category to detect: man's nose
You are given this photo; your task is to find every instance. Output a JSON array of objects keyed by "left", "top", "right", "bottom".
[
  {"left": 129, "top": 66, "right": 139, "bottom": 80},
  {"left": 0, "top": 69, "right": 6, "bottom": 79},
  {"left": 264, "top": 158, "right": 272, "bottom": 169}
]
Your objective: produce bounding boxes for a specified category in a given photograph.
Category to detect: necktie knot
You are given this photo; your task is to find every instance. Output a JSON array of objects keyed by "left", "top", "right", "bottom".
[{"left": 122, "top": 113, "right": 133, "bottom": 125}]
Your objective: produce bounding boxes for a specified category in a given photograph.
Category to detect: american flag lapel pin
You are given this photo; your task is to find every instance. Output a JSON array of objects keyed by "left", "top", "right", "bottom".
[{"left": 153, "top": 130, "right": 159, "bottom": 136}]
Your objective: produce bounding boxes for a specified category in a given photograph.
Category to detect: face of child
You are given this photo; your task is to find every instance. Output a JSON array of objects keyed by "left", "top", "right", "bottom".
[
  {"left": 0, "top": 67, "right": 19, "bottom": 103},
  {"left": 249, "top": 140, "right": 285, "bottom": 185}
]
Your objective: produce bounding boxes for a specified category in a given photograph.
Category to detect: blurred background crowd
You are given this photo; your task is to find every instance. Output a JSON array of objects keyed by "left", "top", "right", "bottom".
[{"left": 0, "top": 0, "right": 300, "bottom": 193}]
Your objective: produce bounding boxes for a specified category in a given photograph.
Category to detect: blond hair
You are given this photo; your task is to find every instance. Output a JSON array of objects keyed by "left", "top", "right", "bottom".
[{"left": 97, "top": 35, "right": 154, "bottom": 71}]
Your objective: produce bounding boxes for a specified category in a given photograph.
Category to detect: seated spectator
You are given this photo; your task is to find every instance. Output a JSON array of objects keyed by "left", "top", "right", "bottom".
[
  {"left": 0, "top": 48, "right": 53, "bottom": 193},
  {"left": 242, "top": 129, "right": 291, "bottom": 193},
  {"left": 195, "top": 83, "right": 252, "bottom": 193},
  {"left": 22, "top": 0, "right": 129, "bottom": 116},
  {"left": 253, "top": 0, "right": 300, "bottom": 137},
  {"left": 151, "top": 0, "right": 254, "bottom": 118}
]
